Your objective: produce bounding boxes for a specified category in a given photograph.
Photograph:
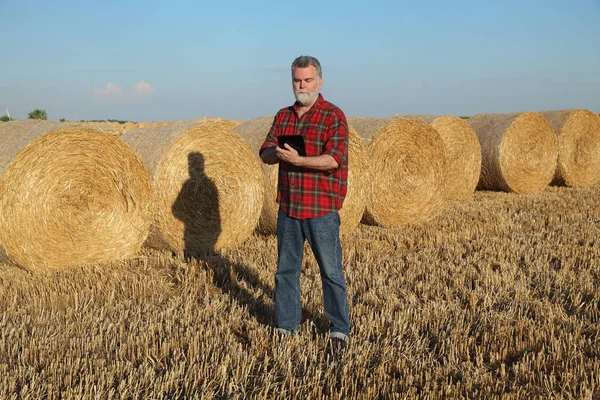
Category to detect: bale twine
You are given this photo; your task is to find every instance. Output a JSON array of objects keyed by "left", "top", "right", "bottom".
[
  {"left": 121, "top": 121, "right": 264, "bottom": 254},
  {"left": 234, "top": 116, "right": 368, "bottom": 235},
  {"left": 397, "top": 115, "right": 482, "bottom": 200},
  {"left": 467, "top": 112, "right": 557, "bottom": 194},
  {"left": 0, "top": 120, "right": 152, "bottom": 271},
  {"left": 539, "top": 109, "right": 600, "bottom": 187},
  {"left": 349, "top": 118, "right": 447, "bottom": 227}
]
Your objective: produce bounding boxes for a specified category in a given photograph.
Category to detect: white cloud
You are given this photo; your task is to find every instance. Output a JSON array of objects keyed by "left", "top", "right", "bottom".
[
  {"left": 91, "top": 80, "right": 155, "bottom": 103},
  {"left": 135, "top": 80, "right": 155, "bottom": 95},
  {"left": 91, "top": 82, "right": 124, "bottom": 98}
]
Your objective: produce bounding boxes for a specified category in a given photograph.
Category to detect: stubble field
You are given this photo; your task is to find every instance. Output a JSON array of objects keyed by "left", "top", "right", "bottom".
[{"left": 1, "top": 184, "right": 599, "bottom": 399}]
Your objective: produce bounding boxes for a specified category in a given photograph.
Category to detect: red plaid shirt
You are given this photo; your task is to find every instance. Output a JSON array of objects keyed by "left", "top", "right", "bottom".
[{"left": 260, "top": 94, "right": 348, "bottom": 220}]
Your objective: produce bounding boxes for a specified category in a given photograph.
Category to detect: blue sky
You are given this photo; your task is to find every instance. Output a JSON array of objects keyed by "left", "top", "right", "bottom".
[{"left": 1, "top": 0, "right": 599, "bottom": 121}]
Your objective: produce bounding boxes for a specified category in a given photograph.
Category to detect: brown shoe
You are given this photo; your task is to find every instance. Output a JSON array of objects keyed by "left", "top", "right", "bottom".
[{"left": 326, "top": 337, "right": 347, "bottom": 361}]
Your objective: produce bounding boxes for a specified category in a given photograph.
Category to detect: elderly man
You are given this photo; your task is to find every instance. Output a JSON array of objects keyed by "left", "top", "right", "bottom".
[{"left": 259, "top": 55, "right": 350, "bottom": 352}]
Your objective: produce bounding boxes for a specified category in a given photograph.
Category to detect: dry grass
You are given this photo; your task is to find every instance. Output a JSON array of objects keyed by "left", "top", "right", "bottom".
[{"left": 1, "top": 182, "right": 599, "bottom": 399}]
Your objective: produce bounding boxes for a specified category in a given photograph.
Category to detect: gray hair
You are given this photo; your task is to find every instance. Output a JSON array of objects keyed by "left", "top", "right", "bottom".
[{"left": 291, "top": 55, "right": 322, "bottom": 78}]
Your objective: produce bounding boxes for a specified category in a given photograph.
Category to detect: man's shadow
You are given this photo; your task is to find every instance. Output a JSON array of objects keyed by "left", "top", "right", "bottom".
[{"left": 172, "top": 152, "right": 325, "bottom": 331}]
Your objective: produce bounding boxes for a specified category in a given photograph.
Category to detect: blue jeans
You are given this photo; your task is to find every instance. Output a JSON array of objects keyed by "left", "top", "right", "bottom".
[{"left": 274, "top": 209, "right": 350, "bottom": 338}]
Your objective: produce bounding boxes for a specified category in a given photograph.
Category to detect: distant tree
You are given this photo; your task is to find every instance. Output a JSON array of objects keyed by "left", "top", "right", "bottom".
[
  {"left": 0, "top": 116, "right": 10, "bottom": 122},
  {"left": 28, "top": 109, "right": 47, "bottom": 120},
  {"left": 59, "top": 118, "right": 67, "bottom": 122}
]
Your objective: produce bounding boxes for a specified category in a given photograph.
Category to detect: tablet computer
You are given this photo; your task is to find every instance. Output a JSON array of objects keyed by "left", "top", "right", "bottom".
[{"left": 277, "top": 135, "right": 306, "bottom": 156}]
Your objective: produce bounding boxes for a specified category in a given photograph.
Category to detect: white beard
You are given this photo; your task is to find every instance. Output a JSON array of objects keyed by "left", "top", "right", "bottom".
[{"left": 294, "top": 89, "right": 319, "bottom": 106}]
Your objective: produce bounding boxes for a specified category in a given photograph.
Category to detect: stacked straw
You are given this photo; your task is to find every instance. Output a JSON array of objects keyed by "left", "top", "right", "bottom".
[
  {"left": 0, "top": 120, "right": 152, "bottom": 271},
  {"left": 397, "top": 115, "right": 482, "bottom": 200},
  {"left": 539, "top": 109, "right": 600, "bottom": 187},
  {"left": 349, "top": 117, "right": 447, "bottom": 227},
  {"left": 121, "top": 121, "right": 263, "bottom": 254},
  {"left": 234, "top": 116, "right": 368, "bottom": 236},
  {"left": 468, "top": 112, "right": 557, "bottom": 194}
]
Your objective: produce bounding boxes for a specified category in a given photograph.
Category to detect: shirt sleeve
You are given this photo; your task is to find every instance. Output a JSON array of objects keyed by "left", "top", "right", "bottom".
[
  {"left": 259, "top": 115, "right": 279, "bottom": 157},
  {"left": 322, "top": 113, "right": 348, "bottom": 167}
]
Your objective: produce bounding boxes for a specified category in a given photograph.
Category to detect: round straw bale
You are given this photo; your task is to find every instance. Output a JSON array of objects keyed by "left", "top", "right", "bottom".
[
  {"left": 137, "top": 122, "right": 151, "bottom": 128},
  {"left": 234, "top": 116, "right": 368, "bottom": 235},
  {"left": 397, "top": 115, "right": 482, "bottom": 200},
  {"left": 0, "top": 120, "right": 152, "bottom": 271},
  {"left": 233, "top": 116, "right": 279, "bottom": 234},
  {"left": 539, "top": 109, "right": 600, "bottom": 187},
  {"left": 194, "top": 118, "right": 239, "bottom": 131},
  {"left": 121, "top": 121, "right": 263, "bottom": 254},
  {"left": 467, "top": 112, "right": 557, "bottom": 194},
  {"left": 124, "top": 122, "right": 138, "bottom": 131},
  {"left": 350, "top": 118, "right": 447, "bottom": 227},
  {"left": 347, "top": 117, "right": 393, "bottom": 146}
]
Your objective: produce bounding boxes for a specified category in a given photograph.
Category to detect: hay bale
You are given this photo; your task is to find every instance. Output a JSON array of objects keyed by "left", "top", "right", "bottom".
[
  {"left": 137, "top": 122, "right": 151, "bottom": 128},
  {"left": 350, "top": 118, "right": 447, "bottom": 227},
  {"left": 234, "top": 116, "right": 367, "bottom": 235},
  {"left": 398, "top": 115, "right": 482, "bottom": 200},
  {"left": 121, "top": 121, "right": 263, "bottom": 254},
  {"left": 347, "top": 117, "right": 393, "bottom": 146},
  {"left": 233, "top": 116, "right": 279, "bottom": 234},
  {"left": 468, "top": 112, "right": 557, "bottom": 194},
  {"left": 123, "top": 122, "right": 138, "bottom": 131},
  {"left": 0, "top": 120, "right": 152, "bottom": 271},
  {"left": 539, "top": 109, "right": 600, "bottom": 187},
  {"left": 195, "top": 118, "right": 239, "bottom": 131}
]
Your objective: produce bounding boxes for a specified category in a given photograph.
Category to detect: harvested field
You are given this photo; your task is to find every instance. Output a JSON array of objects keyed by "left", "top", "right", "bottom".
[{"left": 2, "top": 182, "right": 599, "bottom": 399}]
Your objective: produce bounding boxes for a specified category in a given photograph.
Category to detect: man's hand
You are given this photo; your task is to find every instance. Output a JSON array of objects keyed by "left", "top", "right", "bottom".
[
  {"left": 278, "top": 143, "right": 338, "bottom": 171},
  {"left": 276, "top": 143, "right": 302, "bottom": 165}
]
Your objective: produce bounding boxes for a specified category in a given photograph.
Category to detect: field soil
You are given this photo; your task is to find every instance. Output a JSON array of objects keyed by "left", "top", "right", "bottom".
[{"left": 1, "top": 184, "right": 599, "bottom": 399}]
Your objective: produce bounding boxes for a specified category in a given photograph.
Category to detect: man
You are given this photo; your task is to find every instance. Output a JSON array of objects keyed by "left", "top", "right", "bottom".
[{"left": 259, "top": 55, "right": 350, "bottom": 350}]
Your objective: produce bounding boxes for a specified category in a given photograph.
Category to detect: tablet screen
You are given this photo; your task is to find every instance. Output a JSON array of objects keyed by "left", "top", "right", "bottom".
[{"left": 277, "top": 135, "right": 306, "bottom": 156}]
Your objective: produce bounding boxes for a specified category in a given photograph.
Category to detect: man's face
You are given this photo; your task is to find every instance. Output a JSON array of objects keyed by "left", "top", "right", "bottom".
[{"left": 293, "top": 66, "right": 322, "bottom": 106}]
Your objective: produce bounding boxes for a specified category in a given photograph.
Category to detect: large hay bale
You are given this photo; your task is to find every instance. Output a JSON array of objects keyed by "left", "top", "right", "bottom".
[
  {"left": 347, "top": 117, "right": 393, "bottom": 146},
  {"left": 539, "top": 109, "right": 600, "bottom": 187},
  {"left": 0, "top": 120, "right": 152, "bottom": 271},
  {"left": 233, "top": 116, "right": 279, "bottom": 234},
  {"left": 398, "top": 115, "right": 482, "bottom": 200},
  {"left": 195, "top": 118, "right": 240, "bottom": 131},
  {"left": 350, "top": 118, "right": 447, "bottom": 227},
  {"left": 467, "top": 112, "right": 557, "bottom": 194},
  {"left": 123, "top": 122, "right": 138, "bottom": 131},
  {"left": 234, "top": 116, "right": 367, "bottom": 236},
  {"left": 121, "top": 121, "right": 263, "bottom": 254}
]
